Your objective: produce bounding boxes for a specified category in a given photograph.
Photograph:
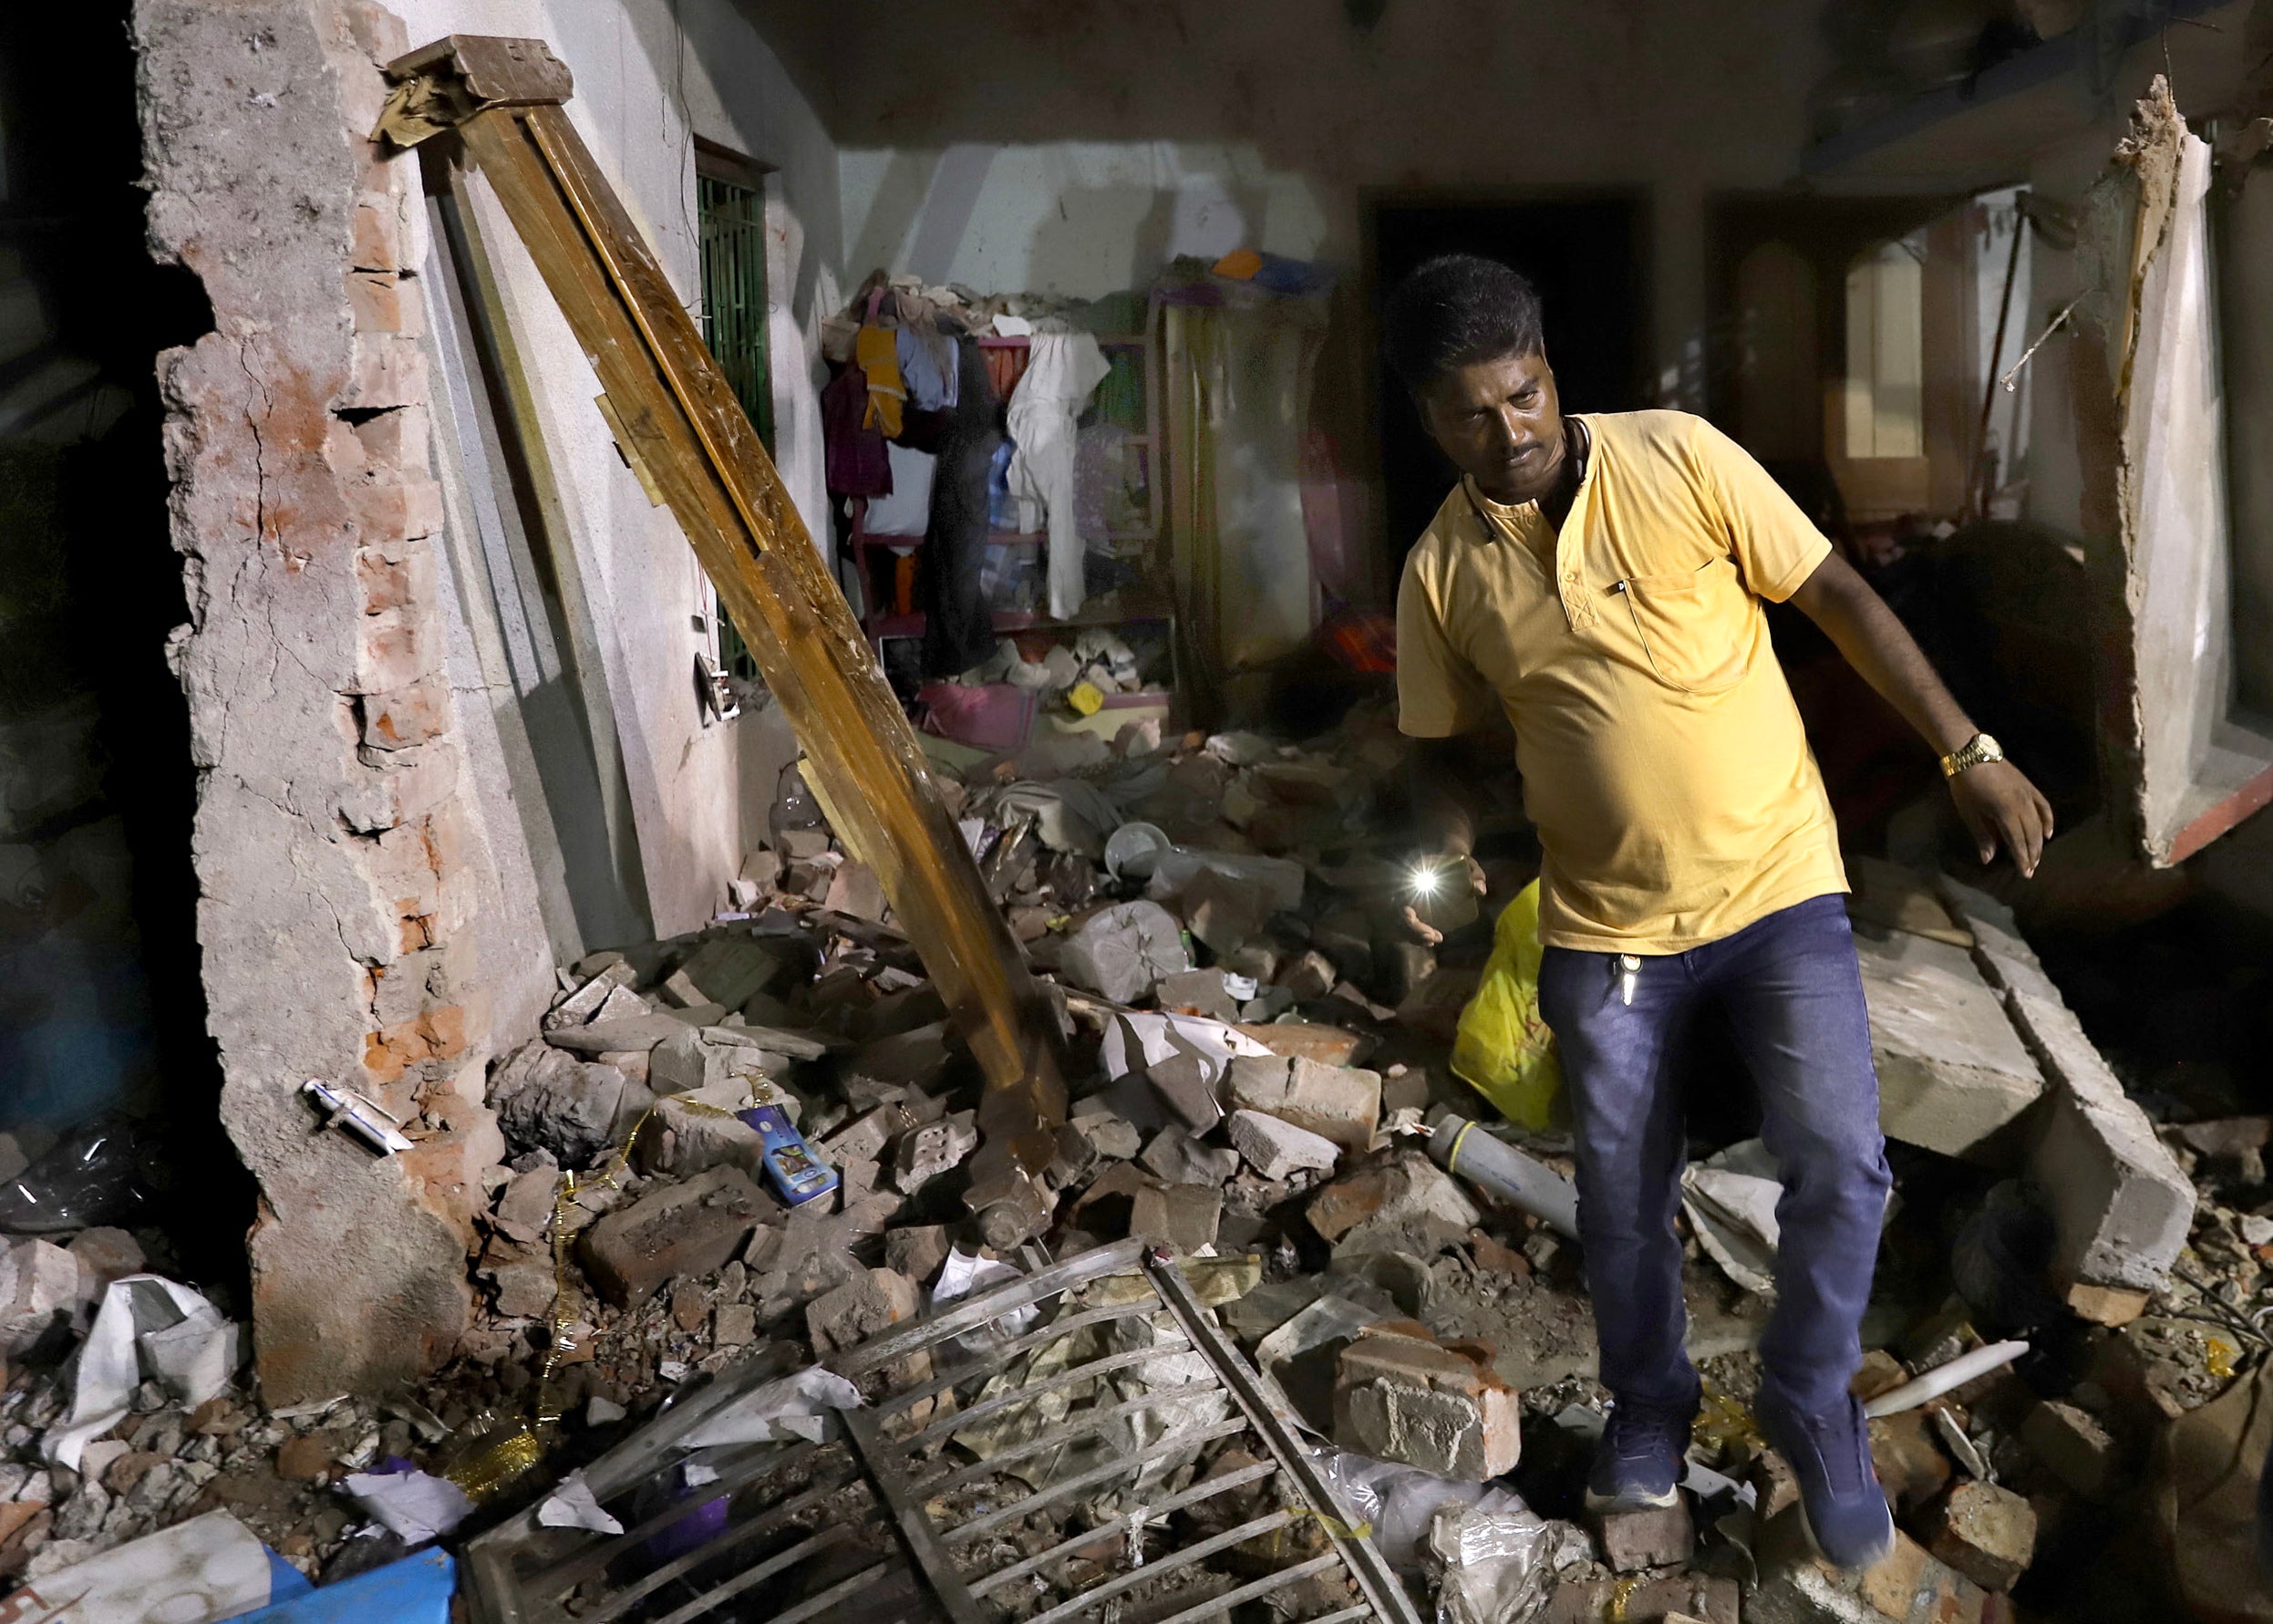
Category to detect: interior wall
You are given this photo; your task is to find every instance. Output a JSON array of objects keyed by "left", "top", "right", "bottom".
[
  {"left": 388, "top": 0, "right": 844, "bottom": 936},
  {"left": 763, "top": 0, "right": 1827, "bottom": 416},
  {"left": 840, "top": 141, "right": 1330, "bottom": 295}
]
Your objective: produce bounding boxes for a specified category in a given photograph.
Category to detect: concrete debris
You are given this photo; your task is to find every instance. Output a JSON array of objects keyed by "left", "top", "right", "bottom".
[
  {"left": 805, "top": 1267, "right": 922, "bottom": 1354},
  {"left": 487, "top": 1040, "right": 655, "bottom": 1167},
  {"left": 1591, "top": 1495, "right": 1695, "bottom": 1573},
  {"left": 2016, "top": 1399, "right": 2117, "bottom": 1498},
  {"left": 0, "top": 1239, "right": 80, "bottom": 1358},
  {"left": 1059, "top": 901, "right": 1191, "bottom": 1001},
  {"left": 1933, "top": 877, "right": 2193, "bottom": 1298},
  {"left": 1128, "top": 1181, "right": 1223, "bottom": 1253},
  {"left": 544, "top": 960, "right": 635, "bottom": 1029},
  {"left": 0, "top": 698, "right": 2245, "bottom": 1617},
  {"left": 1139, "top": 1125, "right": 1241, "bottom": 1186},
  {"left": 1333, "top": 1320, "right": 1520, "bottom": 1481},
  {"left": 580, "top": 1165, "right": 773, "bottom": 1307},
  {"left": 1918, "top": 1480, "right": 2036, "bottom": 1592},
  {"left": 1225, "top": 1054, "right": 1381, "bottom": 1153},
  {"left": 1069, "top": 1102, "right": 1142, "bottom": 1161},
  {"left": 1226, "top": 1109, "right": 1340, "bottom": 1179},
  {"left": 891, "top": 1111, "right": 978, "bottom": 1192},
  {"left": 634, "top": 1093, "right": 769, "bottom": 1180},
  {"left": 1310, "top": 1153, "right": 1482, "bottom": 1257},
  {"left": 1853, "top": 929, "right": 2044, "bottom": 1159}
]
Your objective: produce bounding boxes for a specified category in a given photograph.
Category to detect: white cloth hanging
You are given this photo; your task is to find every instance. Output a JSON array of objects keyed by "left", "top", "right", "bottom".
[{"left": 1007, "top": 333, "right": 1112, "bottom": 620}]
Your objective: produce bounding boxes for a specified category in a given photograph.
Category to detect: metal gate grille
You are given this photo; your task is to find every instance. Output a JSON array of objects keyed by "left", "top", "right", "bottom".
[
  {"left": 696, "top": 172, "right": 771, "bottom": 450},
  {"left": 464, "top": 1242, "right": 1423, "bottom": 1624}
]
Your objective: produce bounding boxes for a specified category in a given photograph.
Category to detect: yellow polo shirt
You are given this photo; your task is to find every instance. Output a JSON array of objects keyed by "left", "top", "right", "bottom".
[{"left": 1396, "top": 409, "right": 1845, "bottom": 954}]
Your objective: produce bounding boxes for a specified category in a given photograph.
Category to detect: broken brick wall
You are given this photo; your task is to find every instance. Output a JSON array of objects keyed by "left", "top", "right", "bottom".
[
  {"left": 133, "top": 0, "right": 848, "bottom": 1402},
  {"left": 136, "top": 0, "right": 522, "bottom": 1404}
]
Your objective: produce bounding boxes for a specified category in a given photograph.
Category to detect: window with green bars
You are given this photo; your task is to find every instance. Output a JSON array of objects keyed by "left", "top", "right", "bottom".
[{"left": 695, "top": 148, "right": 772, "bottom": 680}]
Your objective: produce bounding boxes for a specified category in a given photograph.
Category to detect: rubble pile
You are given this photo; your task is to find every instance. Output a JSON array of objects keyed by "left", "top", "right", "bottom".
[{"left": 0, "top": 707, "right": 2266, "bottom": 1619}]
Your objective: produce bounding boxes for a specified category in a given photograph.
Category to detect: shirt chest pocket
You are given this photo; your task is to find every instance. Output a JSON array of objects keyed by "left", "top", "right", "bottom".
[{"left": 1612, "top": 554, "right": 1750, "bottom": 694}]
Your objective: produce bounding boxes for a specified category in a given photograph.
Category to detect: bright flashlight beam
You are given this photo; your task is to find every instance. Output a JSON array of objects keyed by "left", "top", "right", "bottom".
[{"left": 1409, "top": 864, "right": 1441, "bottom": 898}]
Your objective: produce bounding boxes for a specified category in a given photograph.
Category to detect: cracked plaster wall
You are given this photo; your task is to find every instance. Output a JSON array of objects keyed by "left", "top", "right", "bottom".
[
  {"left": 136, "top": 0, "right": 510, "bottom": 1403},
  {"left": 132, "top": 0, "right": 842, "bottom": 1400}
]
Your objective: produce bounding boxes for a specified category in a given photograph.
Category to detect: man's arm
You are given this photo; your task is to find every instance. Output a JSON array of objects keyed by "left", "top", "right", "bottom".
[
  {"left": 1405, "top": 735, "right": 1490, "bottom": 945},
  {"left": 1786, "top": 551, "right": 2054, "bottom": 877}
]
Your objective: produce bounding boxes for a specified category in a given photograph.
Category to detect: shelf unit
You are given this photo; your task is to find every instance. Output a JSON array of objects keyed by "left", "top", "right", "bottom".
[{"left": 850, "top": 321, "right": 1175, "bottom": 695}]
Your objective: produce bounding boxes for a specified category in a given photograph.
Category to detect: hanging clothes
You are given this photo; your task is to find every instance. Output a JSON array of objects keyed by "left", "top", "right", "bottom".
[
  {"left": 897, "top": 320, "right": 959, "bottom": 412},
  {"left": 821, "top": 364, "right": 890, "bottom": 498},
  {"left": 1007, "top": 332, "right": 1112, "bottom": 621},
  {"left": 855, "top": 325, "right": 905, "bottom": 438},
  {"left": 921, "top": 327, "right": 1002, "bottom": 678}
]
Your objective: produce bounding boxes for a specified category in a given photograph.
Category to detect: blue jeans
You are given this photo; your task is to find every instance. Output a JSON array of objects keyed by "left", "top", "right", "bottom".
[{"left": 1536, "top": 895, "right": 1892, "bottom": 1417}]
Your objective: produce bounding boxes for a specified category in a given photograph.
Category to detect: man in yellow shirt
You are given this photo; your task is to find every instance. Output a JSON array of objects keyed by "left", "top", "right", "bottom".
[{"left": 1387, "top": 255, "right": 2052, "bottom": 1569}]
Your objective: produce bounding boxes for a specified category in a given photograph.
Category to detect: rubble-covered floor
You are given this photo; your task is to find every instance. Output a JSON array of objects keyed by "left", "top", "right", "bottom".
[{"left": 4, "top": 695, "right": 2270, "bottom": 1622}]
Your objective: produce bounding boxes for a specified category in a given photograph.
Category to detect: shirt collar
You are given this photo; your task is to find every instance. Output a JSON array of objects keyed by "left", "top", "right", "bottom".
[{"left": 1462, "top": 416, "right": 1591, "bottom": 544}]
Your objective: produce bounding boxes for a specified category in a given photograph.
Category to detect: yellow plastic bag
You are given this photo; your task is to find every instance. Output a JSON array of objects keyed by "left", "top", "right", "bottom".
[{"left": 1449, "top": 880, "right": 1565, "bottom": 1131}]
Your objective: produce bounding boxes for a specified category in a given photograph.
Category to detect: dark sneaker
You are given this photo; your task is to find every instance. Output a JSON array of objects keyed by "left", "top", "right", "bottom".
[
  {"left": 1584, "top": 1397, "right": 1693, "bottom": 1511},
  {"left": 1759, "top": 1391, "right": 1896, "bottom": 1570}
]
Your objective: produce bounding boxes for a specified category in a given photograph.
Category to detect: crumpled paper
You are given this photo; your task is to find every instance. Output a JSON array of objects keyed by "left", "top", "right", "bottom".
[
  {"left": 539, "top": 1470, "right": 624, "bottom": 1536},
  {"left": 679, "top": 1367, "right": 862, "bottom": 1449},
  {"left": 342, "top": 1464, "right": 476, "bottom": 1543},
  {"left": 46, "top": 1275, "right": 240, "bottom": 1471},
  {"left": 1679, "top": 1140, "right": 1784, "bottom": 1295},
  {"left": 1100, "top": 1010, "right": 1274, "bottom": 1085}
]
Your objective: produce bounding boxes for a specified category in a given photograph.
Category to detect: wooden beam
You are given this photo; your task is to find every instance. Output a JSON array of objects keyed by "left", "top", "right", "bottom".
[{"left": 384, "top": 38, "right": 1067, "bottom": 1243}]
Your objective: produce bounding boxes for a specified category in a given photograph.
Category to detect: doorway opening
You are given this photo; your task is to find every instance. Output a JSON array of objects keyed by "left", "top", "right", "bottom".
[{"left": 1366, "top": 195, "right": 1649, "bottom": 553}]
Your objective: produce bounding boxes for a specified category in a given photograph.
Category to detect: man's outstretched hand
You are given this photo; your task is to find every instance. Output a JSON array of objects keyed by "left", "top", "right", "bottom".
[
  {"left": 1950, "top": 760, "right": 2054, "bottom": 879},
  {"left": 1401, "top": 853, "right": 1488, "bottom": 946}
]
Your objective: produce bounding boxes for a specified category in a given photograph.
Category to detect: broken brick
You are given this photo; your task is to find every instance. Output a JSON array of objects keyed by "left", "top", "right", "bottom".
[
  {"left": 1225, "top": 1055, "right": 1379, "bottom": 1153},
  {"left": 1226, "top": 1109, "right": 1339, "bottom": 1180},
  {"left": 1593, "top": 1495, "right": 1695, "bottom": 1573},
  {"left": 1129, "top": 1181, "right": 1223, "bottom": 1254},
  {"left": 580, "top": 1165, "right": 773, "bottom": 1307},
  {"left": 1333, "top": 1321, "right": 1520, "bottom": 1481},
  {"left": 1920, "top": 1479, "right": 2037, "bottom": 1592},
  {"left": 806, "top": 1267, "right": 922, "bottom": 1354}
]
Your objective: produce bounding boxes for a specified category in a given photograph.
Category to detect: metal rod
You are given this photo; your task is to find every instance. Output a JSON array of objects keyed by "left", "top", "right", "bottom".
[
  {"left": 1999, "top": 293, "right": 2084, "bottom": 392},
  {"left": 944, "top": 1417, "right": 1252, "bottom": 1546},
  {"left": 833, "top": 1240, "right": 1148, "bottom": 1378},
  {"left": 656, "top": 1557, "right": 894, "bottom": 1624},
  {"left": 1143, "top": 1253, "right": 1429, "bottom": 1624},
  {"left": 840, "top": 1404, "right": 992, "bottom": 1624},
  {"left": 582, "top": 1474, "right": 867, "bottom": 1620},
  {"left": 1018, "top": 1511, "right": 1297, "bottom": 1624},
  {"left": 875, "top": 1298, "right": 1171, "bottom": 1419},
  {"left": 967, "top": 1460, "right": 1282, "bottom": 1597},
  {"left": 1144, "top": 1555, "right": 1354, "bottom": 1624},
  {"left": 914, "top": 1388, "right": 1244, "bottom": 1498},
  {"left": 903, "top": 1341, "right": 1194, "bottom": 1447}
]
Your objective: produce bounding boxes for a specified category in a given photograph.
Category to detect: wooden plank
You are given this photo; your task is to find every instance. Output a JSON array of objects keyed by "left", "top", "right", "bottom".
[{"left": 400, "top": 42, "right": 1065, "bottom": 1241}]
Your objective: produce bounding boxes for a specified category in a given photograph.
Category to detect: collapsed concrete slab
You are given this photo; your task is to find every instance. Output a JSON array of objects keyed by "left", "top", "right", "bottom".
[
  {"left": 1853, "top": 927, "right": 2043, "bottom": 1159},
  {"left": 1935, "top": 878, "right": 2192, "bottom": 1304}
]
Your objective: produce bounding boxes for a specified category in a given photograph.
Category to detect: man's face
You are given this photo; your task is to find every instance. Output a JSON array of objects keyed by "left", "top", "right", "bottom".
[{"left": 1417, "top": 350, "right": 1565, "bottom": 505}]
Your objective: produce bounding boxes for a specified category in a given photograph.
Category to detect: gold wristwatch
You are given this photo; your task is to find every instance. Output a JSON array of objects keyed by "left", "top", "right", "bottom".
[{"left": 1939, "top": 731, "right": 2006, "bottom": 779}]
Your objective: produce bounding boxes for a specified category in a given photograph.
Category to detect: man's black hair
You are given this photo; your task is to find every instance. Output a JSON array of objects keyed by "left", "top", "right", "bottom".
[{"left": 1381, "top": 254, "right": 1545, "bottom": 394}]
